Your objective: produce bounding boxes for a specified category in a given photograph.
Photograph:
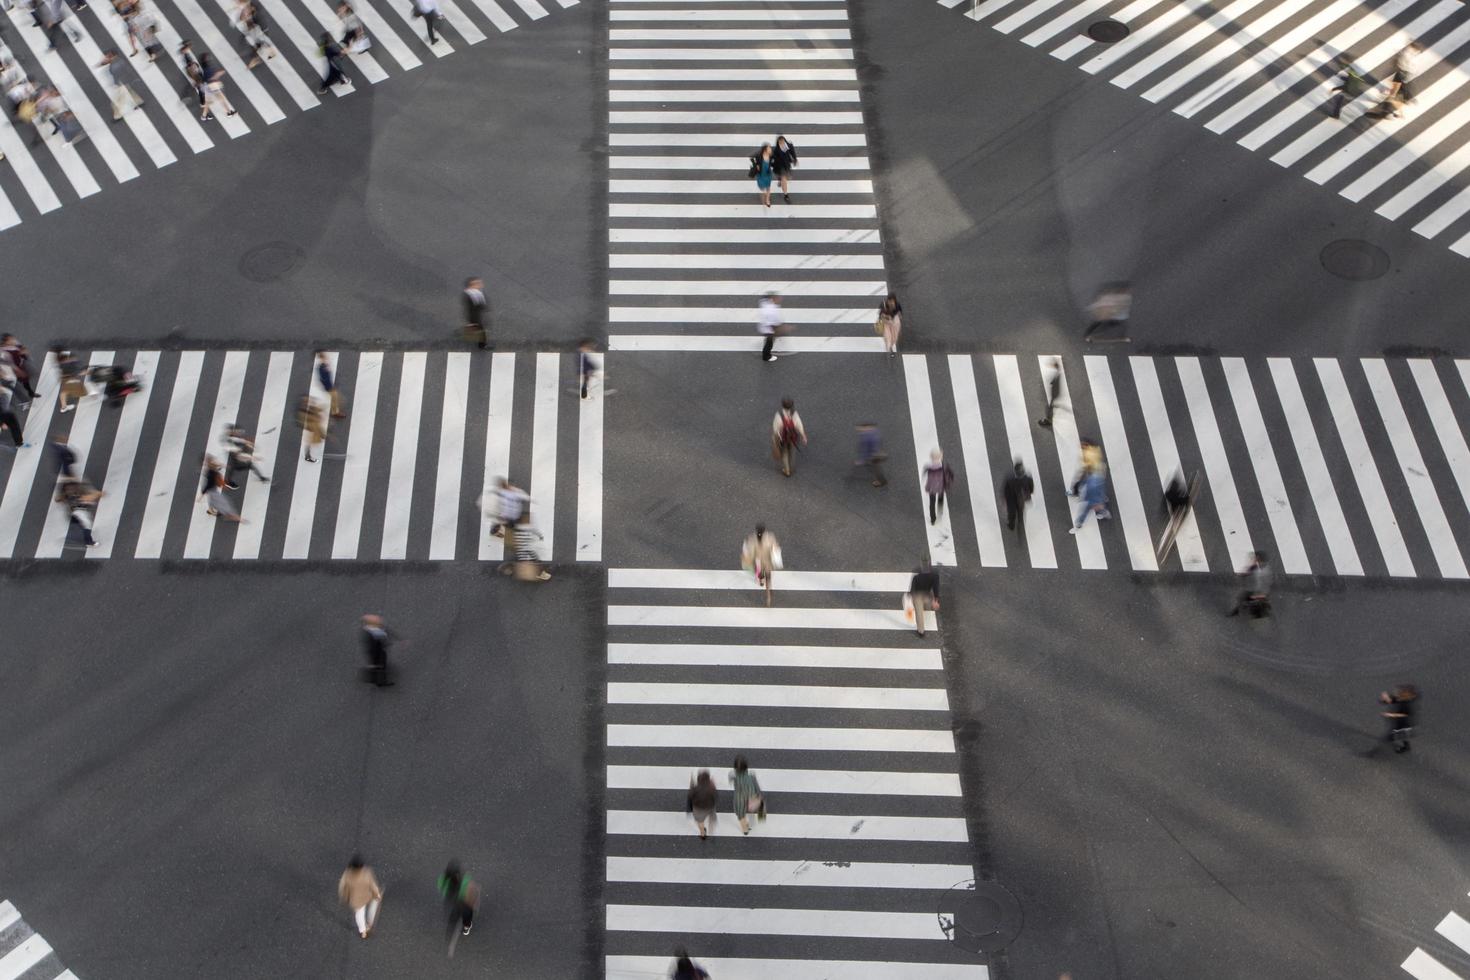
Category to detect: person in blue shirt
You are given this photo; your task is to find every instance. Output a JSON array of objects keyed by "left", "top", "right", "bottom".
[{"left": 854, "top": 422, "right": 885, "bottom": 487}]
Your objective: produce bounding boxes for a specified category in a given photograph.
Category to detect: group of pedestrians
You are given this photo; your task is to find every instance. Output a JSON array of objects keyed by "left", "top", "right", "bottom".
[
  {"left": 1328, "top": 43, "right": 1421, "bottom": 121},
  {"left": 336, "top": 855, "right": 482, "bottom": 958},
  {"left": 748, "top": 134, "right": 797, "bottom": 207},
  {"left": 686, "top": 756, "right": 766, "bottom": 838},
  {"left": 756, "top": 289, "right": 904, "bottom": 361}
]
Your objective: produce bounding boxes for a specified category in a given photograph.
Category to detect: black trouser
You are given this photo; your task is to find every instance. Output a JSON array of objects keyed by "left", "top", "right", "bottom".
[
  {"left": 0, "top": 406, "right": 22, "bottom": 446},
  {"left": 928, "top": 492, "right": 945, "bottom": 523},
  {"left": 367, "top": 655, "right": 389, "bottom": 686},
  {"left": 70, "top": 512, "right": 95, "bottom": 546},
  {"left": 1082, "top": 317, "right": 1120, "bottom": 340},
  {"left": 423, "top": 10, "right": 438, "bottom": 43},
  {"left": 12, "top": 373, "right": 35, "bottom": 400},
  {"left": 761, "top": 333, "right": 776, "bottom": 361},
  {"left": 1005, "top": 498, "right": 1020, "bottom": 532},
  {"left": 447, "top": 901, "right": 473, "bottom": 938},
  {"left": 322, "top": 58, "right": 347, "bottom": 88},
  {"left": 227, "top": 454, "right": 266, "bottom": 484},
  {"left": 863, "top": 456, "right": 885, "bottom": 486}
]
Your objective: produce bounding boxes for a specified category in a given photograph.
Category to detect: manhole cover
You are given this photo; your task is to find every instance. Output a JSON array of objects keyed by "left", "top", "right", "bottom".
[
  {"left": 239, "top": 241, "right": 305, "bottom": 283},
  {"left": 939, "top": 879, "right": 1023, "bottom": 954},
  {"left": 1320, "top": 239, "right": 1389, "bottom": 281},
  {"left": 1088, "top": 20, "right": 1129, "bottom": 42}
]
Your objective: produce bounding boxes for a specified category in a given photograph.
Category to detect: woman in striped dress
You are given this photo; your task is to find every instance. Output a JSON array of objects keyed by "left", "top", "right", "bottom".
[{"left": 731, "top": 755, "right": 764, "bottom": 835}]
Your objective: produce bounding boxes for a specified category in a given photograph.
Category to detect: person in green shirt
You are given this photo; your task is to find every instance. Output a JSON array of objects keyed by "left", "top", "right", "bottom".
[{"left": 1329, "top": 58, "right": 1368, "bottom": 119}]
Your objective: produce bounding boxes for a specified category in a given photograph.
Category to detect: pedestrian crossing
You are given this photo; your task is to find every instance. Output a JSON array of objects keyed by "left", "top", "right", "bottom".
[
  {"left": 1403, "top": 896, "right": 1470, "bottom": 979},
  {"left": 0, "top": 900, "right": 79, "bottom": 980},
  {"left": 603, "top": 568, "right": 989, "bottom": 980},
  {"left": 0, "top": 348, "right": 600, "bottom": 561},
  {"left": 908, "top": 351, "right": 1470, "bottom": 580},
  {"left": 607, "top": 0, "right": 890, "bottom": 352},
  {"left": 0, "top": 0, "right": 577, "bottom": 233},
  {"left": 935, "top": 0, "right": 1470, "bottom": 258}
]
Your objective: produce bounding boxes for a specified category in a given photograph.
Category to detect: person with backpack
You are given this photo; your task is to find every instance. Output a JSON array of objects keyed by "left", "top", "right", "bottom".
[
  {"left": 770, "top": 397, "right": 807, "bottom": 478},
  {"left": 772, "top": 134, "right": 798, "bottom": 203},
  {"left": 749, "top": 141, "right": 774, "bottom": 208},
  {"left": 921, "top": 448, "right": 954, "bottom": 525}
]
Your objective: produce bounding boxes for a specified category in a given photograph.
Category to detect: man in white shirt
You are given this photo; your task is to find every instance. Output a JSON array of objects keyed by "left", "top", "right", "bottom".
[
  {"left": 757, "top": 293, "right": 783, "bottom": 363},
  {"left": 415, "top": 0, "right": 441, "bottom": 45}
]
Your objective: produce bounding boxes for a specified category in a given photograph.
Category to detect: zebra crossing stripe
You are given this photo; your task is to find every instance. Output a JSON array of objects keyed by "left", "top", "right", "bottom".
[
  {"left": 1177, "top": 356, "right": 1254, "bottom": 564},
  {"left": 0, "top": 114, "right": 61, "bottom": 216},
  {"left": 1410, "top": 361, "right": 1470, "bottom": 529},
  {"left": 607, "top": 810, "right": 968, "bottom": 841},
  {"left": 992, "top": 354, "right": 1056, "bottom": 568},
  {"left": 459, "top": 0, "right": 518, "bottom": 32},
  {"left": 607, "top": 856, "right": 974, "bottom": 889},
  {"left": 209, "top": 0, "right": 321, "bottom": 111},
  {"left": 283, "top": 350, "right": 338, "bottom": 558},
  {"left": 183, "top": 350, "right": 249, "bottom": 559},
  {"left": 612, "top": 228, "right": 879, "bottom": 243},
  {"left": 609, "top": 28, "right": 851, "bottom": 41},
  {"left": 430, "top": 353, "right": 471, "bottom": 561},
  {"left": 0, "top": 352, "right": 55, "bottom": 556},
  {"left": 607, "top": 336, "right": 884, "bottom": 352},
  {"left": 94, "top": 0, "right": 215, "bottom": 149},
  {"left": 609, "top": 567, "right": 914, "bottom": 591},
  {"left": 71, "top": 19, "right": 176, "bottom": 167},
  {"left": 1220, "top": 358, "right": 1311, "bottom": 575},
  {"left": 1403, "top": 947, "right": 1461, "bottom": 980},
  {"left": 609, "top": 46, "right": 856, "bottom": 60},
  {"left": 947, "top": 355, "right": 1007, "bottom": 567},
  {"left": 609, "top": 279, "right": 884, "bottom": 297},
  {"left": 1112, "top": 0, "right": 1270, "bottom": 94},
  {"left": 610, "top": 110, "right": 865, "bottom": 125},
  {"left": 610, "top": 132, "right": 867, "bottom": 146},
  {"left": 607, "top": 958, "right": 986, "bottom": 980},
  {"left": 478, "top": 352, "right": 515, "bottom": 561},
  {"left": 607, "top": 724, "right": 955, "bottom": 753},
  {"left": 289, "top": 0, "right": 386, "bottom": 86},
  {"left": 0, "top": 933, "right": 53, "bottom": 978},
  {"left": 611, "top": 254, "right": 884, "bottom": 270},
  {"left": 258, "top": 0, "right": 358, "bottom": 96},
  {"left": 606, "top": 641, "right": 942, "bottom": 669},
  {"left": 439, "top": 0, "right": 489, "bottom": 45},
  {"left": 531, "top": 352, "right": 560, "bottom": 558},
  {"left": 610, "top": 69, "right": 860, "bottom": 82},
  {"left": 608, "top": 605, "right": 921, "bottom": 630},
  {"left": 381, "top": 351, "right": 426, "bottom": 560},
  {"left": 1085, "top": 355, "right": 1157, "bottom": 570},
  {"left": 605, "top": 764, "right": 961, "bottom": 795},
  {"left": 607, "top": 904, "right": 952, "bottom": 939},
  {"left": 33, "top": 351, "right": 111, "bottom": 557},
  {"left": 3, "top": 17, "right": 107, "bottom": 195},
  {"left": 144, "top": 0, "right": 250, "bottom": 140},
  {"left": 330, "top": 352, "right": 381, "bottom": 560},
  {"left": 1437, "top": 911, "right": 1470, "bottom": 958},
  {"left": 234, "top": 351, "right": 296, "bottom": 559},
  {"left": 1045, "top": 356, "right": 1106, "bottom": 568},
  {"left": 903, "top": 354, "right": 957, "bottom": 567},
  {"left": 135, "top": 351, "right": 205, "bottom": 559},
  {"left": 611, "top": 204, "right": 876, "bottom": 219},
  {"left": 1130, "top": 356, "right": 1209, "bottom": 571},
  {"left": 173, "top": 0, "right": 288, "bottom": 123},
  {"left": 384, "top": 0, "right": 453, "bottom": 57},
  {"left": 345, "top": 0, "right": 424, "bottom": 70},
  {"left": 576, "top": 356, "right": 604, "bottom": 562},
  {"left": 1080, "top": 0, "right": 1212, "bottom": 76},
  {"left": 510, "top": 0, "right": 549, "bottom": 20},
  {"left": 89, "top": 351, "right": 159, "bottom": 559},
  {"left": 609, "top": 7, "right": 848, "bottom": 20},
  {"left": 608, "top": 681, "right": 950, "bottom": 711}
]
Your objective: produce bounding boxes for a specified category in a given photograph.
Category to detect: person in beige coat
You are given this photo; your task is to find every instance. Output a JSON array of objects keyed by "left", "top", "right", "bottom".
[
  {"left": 741, "top": 525, "right": 781, "bottom": 607},
  {"left": 338, "top": 855, "right": 383, "bottom": 939}
]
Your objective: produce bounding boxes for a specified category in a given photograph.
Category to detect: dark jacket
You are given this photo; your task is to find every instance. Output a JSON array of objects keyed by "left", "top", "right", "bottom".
[
  {"left": 1004, "top": 471, "right": 1033, "bottom": 511},
  {"left": 909, "top": 569, "right": 940, "bottom": 598},
  {"left": 772, "top": 140, "right": 798, "bottom": 175}
]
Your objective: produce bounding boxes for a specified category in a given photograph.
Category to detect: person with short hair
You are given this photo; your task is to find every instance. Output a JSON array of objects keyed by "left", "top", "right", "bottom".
[{"left": 338, "top": 855, "right": 382, "bottom": 939}]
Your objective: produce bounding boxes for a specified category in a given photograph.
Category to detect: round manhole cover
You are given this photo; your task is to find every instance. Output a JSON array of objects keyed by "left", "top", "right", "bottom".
[
  {"left": 1088, "top": 20, "right": 1129, "bottom": 42},
  {"left": 239, "top": 242, "right": 305, "bottom": 283},
  {"left": 1320, "top": 239, "right": 1389, "bottom": 281},
  {"left": 940, "top": 880, "right": 1023, "bottom": 954}
]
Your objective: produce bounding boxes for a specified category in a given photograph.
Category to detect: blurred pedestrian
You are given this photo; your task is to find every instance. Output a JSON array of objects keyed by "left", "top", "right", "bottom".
[
  {"left": 855, "top": 421, "right": 886, "bottom": 487},
  {"left": 671, "top": 950, "right": 711, "bottom": 980},
  {"left": 741, "top": 524, "right": 780, "bottom": 606},
  {"left": 686, "top": 769, "right": 718, "bottom": 839},
  {"left": 578, "top": 338, "right": 601, "bottom": 399},
  {"left": 0, "top": 376, "right": 26, "bottom": 450},
  {"left": 1069, "top": 468, "right": 1109, "bottom": 533},
  {"left": 1037, "top": 357, "right": 1061, "bottom": 427},
  {"left": 731, "top": 755, "right": 765, "bottom": 835},
  {"left": 236, "top": 1, "right": 275, "bottom": 68},
  {"left": 1003, "top": 460, "right": 1033, "bottom": 535},
  {"left": 462, "top": 276, "right": 487, "bottom": 350},
  {"left": 57, "top": 477, "right": 101, "bottom": 548},
  {"left": 876, "top": 291, "right": 902, "bottom": 355},
  {"left": 338, "top": 2, "right": 367, "bottom": 51},
  {"left": 51, "top": 437, "right": 77, "bottom": 478},
  {"left": 297, "top": 393, "right": 335, "bottom": 463},
  {"left": 1157, "top": 470, "right": 1197, "bottom": 563},
  {"left": 318, "top": 33, "right": 349, "bottom": 92},
  {"left": 414, "top": 0, "right": 441, "bottom": 45},
  {"left": 361, "top": 613, "right": 394, "bottom": 687},
  {"left": 317, "top": 351, "right": 345, "bottom": 418},
  {"left": 1379, "top": 684, "right": 1418, "bottom": 754},
  {"left": 199, "top": 53, "right": 237, "bottom": 121},
  {"left": 224, "top": 424, "right": 269, "bottom": 487},
  {"left": 908, "top": 560, "right": 940, "bottom": 638},
  {"left": 1, "top": 334, "right": 36, "bottom": 403},
  {"left": 338, "top": 855, "right": 382, "bottom": 939},
  {"left": 921, "top": 449, "right": 954, "bottom": 525},
  {"left": 772, "top": 134, "right": 798, "bottom": 203},
  {"left": 97, "top": 49, "right": 144, "bottom": 122},
  {"left": 437, "top": 861, "right": 480, "bottom": 956},
  {"left": 771, "top": 397, "right": 806, "bottom": 477},
  {"left": 1082, "top": 282, "right": 1131, "bottom": 342},
  {"left": 56, "top": 349, "right": 87, "bottom": 413},
  {"left": 1327, "top": 56, "right": 1367, "bottom": 119},
  {"left": 757, "top": 292, "right": 782, "bottom": 363},
  {"left": 484, "top": 476, "right": 527, "bottom": 541},
  {"left": 749, "top": 141, "right": 774, "bottom": 207},
  {"left": 1227, "top": 550, "right": 1271, "bottom": 618},
  {"left": 198, "top": 455, "right": 243, "bottom": 523}
]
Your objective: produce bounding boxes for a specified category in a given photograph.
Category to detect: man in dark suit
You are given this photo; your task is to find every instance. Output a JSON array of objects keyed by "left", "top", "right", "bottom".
[
  {"left": 361, "top": 613, "right": 394, "bottom": 687},
  {"left": 463, "top": 277, "right": 487, "bottom": 350}
]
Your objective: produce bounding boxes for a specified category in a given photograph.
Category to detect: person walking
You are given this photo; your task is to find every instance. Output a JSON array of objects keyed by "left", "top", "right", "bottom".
[
  {"left": 1069, "top": 466, "right": 1109, "bottom": 533},
  {"left": 338, "top": 2, "right": 367, "bottom": 51},
  {"left": 771, "top": 397, "right": 807, "bottom": 477},
  {"left": 462, "top": 276, "right": 488, "bottom": 350},
  {"left": 741, "top": 524, "right": 780, "bottom": 606},
  {"left": 731, "top": 755, "right": 765, "bottom": 835},
  {"left": 686, "top": 769, "right": 718, "bottom": 839},
  {"left": 297, "top": 393, "right": 336, "bottom": 463},
  {"left": 1227, "top": 550, "right": 1271, "bottom": 618},
  {"left": 1368, "top": 43, "right": 1422, "bottom": 119},
  {"left": 921, "top": 449, "right": 954, "bottom": 525},
  {"left": 1379, "top": 684, "right": 1418, "bottom": 754},
  {"left": 1, "top": 335, "right": 37, "bottom": 403},
  {"left": 749, "top": 141, "right": 774, "bottom": 207},
  {"left": 876, "top": 292, "right": 902, "bottom": 355},
  {"left": 414, "top": 0, "right": 441, "bottom": 45},
  {"left": 1157, "top": 470, "right": 1198, "bottom": 563},
  {"left": 855, "top": 421, "right": 886, "bottom": 487},
  {"left": 0, "top": 368, "right": 26, "bottom": 450},
  {"left": 51, "top": 438, "right": 77, "bottom": 479},
  {"left": 772, "top": 134, "right": 798, "bottom": 203},
  {"left": 1082, "top": 283, "right": 1132, "bottom": 342},
  {"left": 671, "top": 950, "right": 711, "bottom": 980},
  {"left": 318, "top": 32, "right": 349, "bottom": 93},
  {"left": 316, "top": 351, "right": 345, "bottom": 418},
  {"left": 57, "top": 477, "right": 102, "bottom": 548},
  {"left": 361, "top": 613, "right": 394, "bottom": 686},
  {"left": 1037, "top": 357, "right": 1061, "bottom": 427},
  {"left": 1003, "top": 460, "right": 1033, "bottom": 535},
  {"left": 1327, "top": 56, "right": 1368, "bottom": 119},
  {"left": 338, "top": 855, "right": 383, "bottom": 939},
  {"left": 757, "top": 292, "right": 782, "bottom": 363},
  {"left": 198, "top": 456, "right": 244, "bottom": 523},
  {"left": 224, "top": 425, "right": 269, "bottom": 487},
  {"left": 236, "top": 1, "right": 274, "bottom": 68},
  {"left": 484, "top": 476, "right": 528, "bottom": 542},
  {"left": 437, "top": 861, "right": 480, "bottom": 956},
  {"left": 578, "top": 338, "right": 601, "bottom": 399},
  {"left": 908, "top": 560, "right": 940, "bottom": 638},
  {"left": 198, "top": 53, "right": 237, "bottom": 121},
  {"left": 57, "top": 349, "right": 88, "bottom": 413},
  {"left": 97, "top": 49, "right": 144, "bottom": 122}
]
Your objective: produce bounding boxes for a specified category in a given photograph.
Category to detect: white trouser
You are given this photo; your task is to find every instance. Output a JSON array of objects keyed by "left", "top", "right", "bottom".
[{"left": 354, "top": 900, "right": 379, "bottom": 934}]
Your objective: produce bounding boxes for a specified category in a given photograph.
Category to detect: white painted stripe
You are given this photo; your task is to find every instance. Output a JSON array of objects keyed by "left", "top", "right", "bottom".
[
  {"left": 609, "top": 8, "right": 848, "bottom": 20},
  {"left": 608, "top": 856, "right": 973, "bottom": 890},
  {"left": 902, "top": 355, "right": 957, "bottom": 566},
  {"left": 479, "top": 352, "right": 515, "bottom": 561},
  {"left": 143, "top": 0, "right": 248, "bottom": 139},
  {"left": 6, "top": 10, "right": 141, "bottom": 182},
  {"left": 0, "top": 351, "right": 55, "bottom": 556},
  {"left": 609, "top": 0, "right": 842, "bottom": 3},
  {"left": 607, "top": 904, "right": 953, "bottom": 939},
  {"left": 381, "top": 352, "right": 426, "bottom": 559},
  {"left": 291, "top": 0, "right": 389, "bottom": 84},
  {"left": 608, "top": 335, "right": 886, "bottom": 353},
  {"left": 1412, "top": 361, "right": 1470, "bottom": 528},
  {"left": 69, "top": 20, "right": 175, "bottom": 168},
  {"left": 611, "top": 280, "right": 885, "bottom": 297},
  {"left": 383, "top": 0, "right": 453, "bottom": 56},
  {"left": 610, "top": 68, "right": 858, "bottom": 81},
  {"left": 1402, "top": 947, "right": 1462, "bottom": 980},
  {"left": 609, "top": 604, "right": 918, "bottom": 629},
  {"left": 181, "top": 351, "right": 248, "bottom": 559},
  {"left": 1437, "top": 911, "right": 1470, "bottom": 957},
  {"left": 1130, "top": 357, "right": 1208, "bottom": 571},
  {"left": 947, "top": 356, "right": 1006, "bottom": 566},
  {"left": 232, "top": 352, "right": 294, "bottom": 559},
  {"left": 1408, "top": 181, "right": 1470, "bottom": 241},
  {"left": 1340, "top": 93, "right": 1470, "bottom": 203},
  {"left": 257, "top": 0, "right": 363, "bottom": 96},
  {"left": 1221, "top": 358, "right": 1311, "bottom": 575},
  {"left": 0, "top": 901, "right": 17, "bottom": 932},
  {"left": 607, "top": 642, "right": 942, "bottom": 669},
  {"left": 1267, "top": 358, "right": 1362, "bottom": 575},
  {"left": 135, "top": 352, "right": 205, "bottom": 559},
  {"left": 1085, "top": 355, "right": 1156, "bottom": 570},
  {"left": 610, "top": 110, "right": 865, "bottom": 124},
  {"left": 439, "top": 0, "right": 489, "bottom": 45},
  {"left": 608, "top": 724, "right": 954, "bottom": 753},
  {"left": 612, "top": 304, "right": 876, "bottom": 322},
  {"left": 346, "top": 0, "right": 424, "bottom": 69},
  {"left": 609, "top": 28, "right": 850, "bottom": 40},
  {"left": 608, "top": 811, "right": 966, "bottom": 843},
  {"left": 609, "top": 131, "right": 866, "bottom": 146},
  {"left": 992, "top": 354, "right": 1056, "bottom": 568},
  {"left": 607, "top": 958, "right": 987, "bottom": 980},
  {"left": 577, "top": 356, "right": 604, "bottom": 562},
  {"left": 1118, "top": 0, "right": 1269, "bottom": 94},
  {"left": 330, "top": 353, "right": 382, "bottom": 559},
  {"left": 1079, "top": 0, "right": 1211, "bottom": 76},
  {"left": 608, "top": 682, "right": 950, "bottom": 711},
  {"left": 510, "top": 0, "right": 547, "bottom": 19},
  {"left": 610, "top": 203, "right": 875, "bottom": 218},
  {"left": 0, "top": 113, "right": 63, "bottom": 213},
  {"left": 532, "top": 352, "right": 560, "bottom": 559},
  {"left": 1021, "top": 0, "right": 1111, "bottom": 47},
  {"left": 608, "top": 46, "right": 855, "bottom": 60},
  {"left": 610, "top": 253, "right": 884, "bottom": 270},
  {"left": 608, "top": 567, "right": 914, "bottom": 591},
  {"left": 1314, "top": 359, "right": 1415, "bottom": 577},
  {"left": 606, "top": 764, "right": 960, "bottom": 795},
  {"left": 1362, "top": 359, "right": 1465, "bottom": 578},
  {"left": 93, "top": 0, "right": 214, "bottom": 150},
  {"left": 0, "top": 932, "right": 52, "bottom": 979},
  {"left": 1045, "top": 357, "right": 1107, "bottom": 567},
  {"left": 611, "top": 155, "right": 874, "bottom": 172},
  {"left": 611, "top": 89, "right": 860, "bottom": 103},
  {"left": 1452, "top": 228, "right": 1470, "bottom": 259},
  {"left": 88, "top": 350, "right": 159, "bottom": 559},
  {"left": 211, "top": 0, "right": 321, "bottom": 111},
  {"left": 430, "top": 352, "right": 471, "bottom": 561},
  {"left": 611, "top": 178, "right": 871, "bottom": 194},
  {"left": 283, "top": 351, "right": 338, "bottom": 559},
  {"left": 554, "top": 0, "right": 575, "bottom": 9},
  {"left": 1176, "top": 357, "right": 1254, "bottom": 564},
  {"left": 994, "top": 0, "right": 1069, "bottom": 36},
  {"left": 36, "top": 351, "right": 113, "bottom": 557},
  {"left": 1050, "top": 34, "right": 1092, "bottom": 61},
  {"left": 965, "top": 0, "right": 1022, "bottom": 21},
  {"left": 461, "top": 0, "right": 517, "bottom": 31},
  {"left": 171, "top": 0, "right": 288, "bottom": 123},
  {"left": 611, "top": 228, "right": 879, "bottom": 243}
]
